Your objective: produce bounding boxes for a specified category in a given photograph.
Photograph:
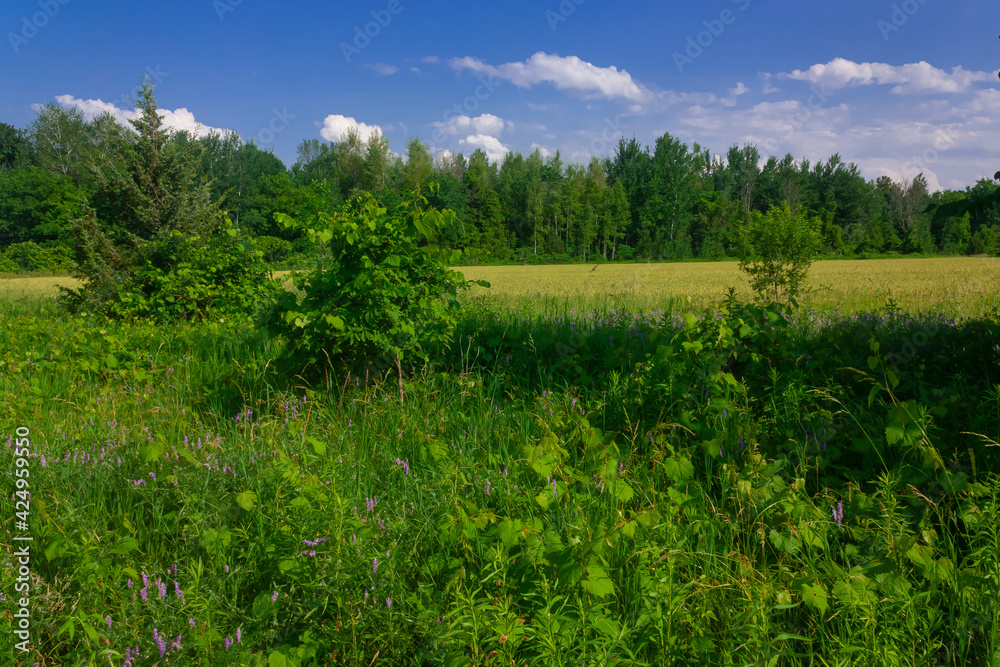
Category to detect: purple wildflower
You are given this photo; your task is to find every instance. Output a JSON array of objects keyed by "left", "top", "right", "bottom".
[
  {"left": 271, "top": 591, "right": 279, "bottom": 603},
  {"left": 373, "top": 558, "right": 378, "bottom": 573},
  {"left": 105, "top": 615, "right": 112, "bottom": 629}
]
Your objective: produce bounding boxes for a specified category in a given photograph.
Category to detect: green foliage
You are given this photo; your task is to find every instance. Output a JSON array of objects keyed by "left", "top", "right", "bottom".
[
  {"left": 252, "top": 235, "right": 294, "bottom": 263},
  {"left": 93, "top": 217, "right": 277, "bottom": 322},
  {"left": 737, "top": 202, "right": 823, "bottom": 302},
  {"left": 268, "top": 190, "right": 486, "bottom": 376},
  {"left": 0, "top": 166, "right": 85, "bottom": 246},
  {"left": 2, "top": 241, "right": 74, "bottom": 272}
]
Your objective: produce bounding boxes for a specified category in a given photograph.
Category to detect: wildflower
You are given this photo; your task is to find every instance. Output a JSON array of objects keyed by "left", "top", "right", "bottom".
[
  {"left": 153, "top": 628, "right": 166, "bottom": 658},
  {"left": 832, "top": 502, "right": 844, "bottom": 526},
  {"left": 105, "top": 615, "right": 112, "bottom": 629},
  {"left": 224, "top": 636, "right": 231, "bottom": 651},
  {"left": 271, "top": 591, "right": 279, "bottom": 603},
  {"left": 172, "top": 634, "right": 182, "bottom": 650},
  {"left": 189, "top": 617, "right": 195, "bottom": 627},
  {"left": 485, "top": 479, "right": 491, "bottom": 496},
  {"left": 552, "top": 478, "right": 558, "bottom": 499},
  {"left": 140, "top": 588, "right": 148, "bottom": 602},
  {"left": 386, "top": 597, "right": 392, "bottom": 609},
  {"left": 174, "top": 581, "right": 184, "bottom": 602},
  {"left": 373, "top": 558, "right": 378, "bottom": 573},
  {"left": 237, "top": 628, "right": 242, "bottom": 644},
  {"left": 127, "top": 579, "right": 133, "bottom": 590},
  {"left": 158, "top": 579, "right": 166, "bottom": 599},
  {"left": 224, "top": 564, "right": 229, "bottom": 574}
]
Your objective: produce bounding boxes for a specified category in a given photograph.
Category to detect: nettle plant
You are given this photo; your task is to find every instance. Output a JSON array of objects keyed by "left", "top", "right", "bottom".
[{"left": 268, "top": 189, "right": 486, "bottom": 399}]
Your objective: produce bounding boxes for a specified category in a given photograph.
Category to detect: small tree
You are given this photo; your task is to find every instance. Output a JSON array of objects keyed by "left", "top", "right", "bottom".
[
  {"left": 267, "top": 189, "right": 485, "bottom": 402},
  {"left": 62, "top": 75, "right": 274, "bottom": 320},
  {"left": 737, "top": 202, "right": 822, "bottom": 302}
]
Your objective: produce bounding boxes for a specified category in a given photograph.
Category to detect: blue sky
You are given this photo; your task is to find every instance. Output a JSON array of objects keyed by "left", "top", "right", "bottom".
[{"left": 1, "top": 0, "right": 997, "bottom": 191}]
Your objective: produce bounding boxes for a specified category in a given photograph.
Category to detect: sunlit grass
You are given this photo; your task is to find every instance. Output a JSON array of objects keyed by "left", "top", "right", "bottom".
[
  {"left": 455, "top": 257, "right": 1000, "bottom": 318},
  {"left": 8, "top": 257, "right": 1000, "bottom": 318}
]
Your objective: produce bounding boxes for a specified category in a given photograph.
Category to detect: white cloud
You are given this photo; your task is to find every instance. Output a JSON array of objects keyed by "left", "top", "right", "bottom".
[
  {"left": 53, "top": 94, "right": 227, "bottom": 138},
  {"left": 451, "top": 52, "right": 650, "bottom": 102},
  {"left": 720, "top": 81, "right": 749, "bottom": 107},
  {"left": 530, "top": 143, "right": 552, "bottom": 158},
  {"left": 368, "top": 63, "right": 398, "bottom": 76},
  {"left": 319, "top": 114, "right": 384, "bottom": 143},
  {"left": 459, "top": 133, "right": 509, "bottom": 162},
  {"left": 431, "top": 113, "right": 510, "bottom": 137},
  {"left": 779, "top": 58, "right": 995, "bottom": 94}
]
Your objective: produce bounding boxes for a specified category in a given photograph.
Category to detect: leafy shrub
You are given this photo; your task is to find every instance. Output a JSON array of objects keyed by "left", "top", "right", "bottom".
[
  {"left": 2, "top": 241, "right": 74, "bottom": 272},
  {"left": 737, "top": 202, "right": 822, "bottom": 302},
  {"left": 267, "top": 190, "right": 486, "bottom": 384},
  {"left": 65, "top": 218, "right": 277, "bottom": 322},
  {"left": 252, "top": 235, "right": 294, "bottom": 263}
]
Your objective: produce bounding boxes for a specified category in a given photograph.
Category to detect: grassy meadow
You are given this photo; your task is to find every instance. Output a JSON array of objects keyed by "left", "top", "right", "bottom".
[{"left": 2, "top": 258, "right": 1000, "bottom": 666}]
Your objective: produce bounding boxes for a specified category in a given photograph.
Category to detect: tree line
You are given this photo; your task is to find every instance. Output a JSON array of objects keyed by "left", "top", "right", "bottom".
[{"left": 1, "top": 99, "right": 998, "bottom": 266}]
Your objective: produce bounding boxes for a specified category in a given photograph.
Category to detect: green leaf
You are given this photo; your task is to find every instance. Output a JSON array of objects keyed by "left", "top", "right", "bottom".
[
  {"left": 800, "top": 582, "right": 829, "bottom": 614},
  {"left": 585, "top": 564, "right": 615, "bottom": 598},
  {"left": 236, "top": 491, "right": 258, "bottom": 511},
  {"left": 664, "top": 455, "right": 694, "bottom": 482},
  {"left": 268, "top": 651, "right": 300, "bottom": 667},
  {"left": 306, "top": 437, "right": 327, "bottom": 455},
  {"left": 112, "top": 537, "right": 139, "bottom": 555}
]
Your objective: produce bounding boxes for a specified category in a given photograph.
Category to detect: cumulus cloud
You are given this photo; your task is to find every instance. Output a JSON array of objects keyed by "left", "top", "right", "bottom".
[
  {"left": 319, "top": 114, "right": 384, "bottom": 143},
  {"left": 368, "top": 63, "right": 398, "bottom": 76},
  {"left": 459, "top": 133, "right": 509, "bottom": 162},
  {"left": 720, "top": 81, "right": 749, "bottom": 107},
  {"left": 431, "top": 113, "right": 511, "bottom": 137},
  {"left": 450, "top": 52, "right": 650, "bottom": 103},
  {"left": 530, "top": 143, "right": 552, "bottom": 158},
  {"left": 779, "top": 58, "right": 995, "bottom": 94},
  {"left": 53, "top": 94, "right": 227, "bottom": 138}
]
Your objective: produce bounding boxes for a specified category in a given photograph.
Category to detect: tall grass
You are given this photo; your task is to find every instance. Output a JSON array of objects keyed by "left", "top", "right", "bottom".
[{"left": 1, "top": 292, "right": 998, "bottom": 666}]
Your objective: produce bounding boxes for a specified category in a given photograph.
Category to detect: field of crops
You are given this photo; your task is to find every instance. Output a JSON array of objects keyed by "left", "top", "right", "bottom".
[
  {"left": 2, "top": 259, "right": 999, "bottom": 665},
  {"left": 8, "top": 257, "right": 1000, "bottom": 318}
]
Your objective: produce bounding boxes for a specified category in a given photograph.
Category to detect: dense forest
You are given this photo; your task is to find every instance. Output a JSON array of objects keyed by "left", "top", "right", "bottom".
[{"left": 1, "top": 102, "right": 999, "bottom": 268}]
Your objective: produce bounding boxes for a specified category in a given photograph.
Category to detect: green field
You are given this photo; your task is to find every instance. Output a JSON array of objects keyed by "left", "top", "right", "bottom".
[
  {"left": 7, "top": 256, "right": 1000, "bottom": 317},
  {"left": 2, "top": 260, "right": 999, "bottom": 665}
]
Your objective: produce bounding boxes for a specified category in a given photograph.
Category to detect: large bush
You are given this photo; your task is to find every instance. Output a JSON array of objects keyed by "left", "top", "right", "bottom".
[
  {"left": 267, "top": 190, "right": 486, "bottom": 390},
  {"left": 95, "top": 218, "right": 277, "bottom": 322}
]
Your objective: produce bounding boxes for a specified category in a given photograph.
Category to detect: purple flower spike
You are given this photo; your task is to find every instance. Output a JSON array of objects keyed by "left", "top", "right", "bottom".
[{"left": 373, "top": 558, "right": 378, "bottom": 573}]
